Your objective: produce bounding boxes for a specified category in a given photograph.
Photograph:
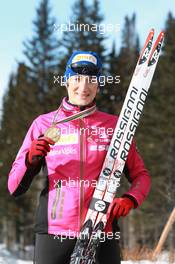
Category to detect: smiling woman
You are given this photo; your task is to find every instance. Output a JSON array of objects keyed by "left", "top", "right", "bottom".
[
  {"left": 8, "top": 50, "right": 151, "bottom": 264},
  {"left": 67, "top": 75, "right": 99, "bottom": 106}
]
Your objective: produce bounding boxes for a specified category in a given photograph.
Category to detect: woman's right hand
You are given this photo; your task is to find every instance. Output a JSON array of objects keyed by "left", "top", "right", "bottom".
[{"left": 27, "top": 136, "right": 55, "bottom": 165}]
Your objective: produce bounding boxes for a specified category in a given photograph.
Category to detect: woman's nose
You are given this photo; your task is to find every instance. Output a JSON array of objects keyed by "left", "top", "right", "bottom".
[{"left": 78, "top": 78, "right": 89, "bottom": 91}]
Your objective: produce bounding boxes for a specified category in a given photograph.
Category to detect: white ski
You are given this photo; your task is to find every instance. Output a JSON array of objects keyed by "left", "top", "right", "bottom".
[{"left": 69, "top": 30, "right": 164, "bottom": 264}]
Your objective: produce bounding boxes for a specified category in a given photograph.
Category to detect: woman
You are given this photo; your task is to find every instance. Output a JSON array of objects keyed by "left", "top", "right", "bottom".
[{"left": 8, "top": 50, "right": 151, "bottom": 264}]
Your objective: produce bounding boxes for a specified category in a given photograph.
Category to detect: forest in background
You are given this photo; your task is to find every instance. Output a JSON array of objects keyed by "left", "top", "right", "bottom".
[{"left": 0, "top": 0, "right": 175, "bottom": 255}]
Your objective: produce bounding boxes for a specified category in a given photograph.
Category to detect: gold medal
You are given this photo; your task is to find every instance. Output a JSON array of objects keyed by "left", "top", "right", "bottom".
[
  {"left": 45, "top": 102, "right": 96, "bottom": 143},
  {"left": 44, "top": 126, "right": 60, "bottom": 143}
]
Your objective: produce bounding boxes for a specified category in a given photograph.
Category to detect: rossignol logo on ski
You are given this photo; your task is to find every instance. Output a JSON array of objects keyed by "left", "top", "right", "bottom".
[
  {"left": 109, "top": 86, "right": 139, "bottom": 160},
  {"left": 94, "top": 200, "right": 106, "bottom": 212},
  {"left": 119, "top": 87, "right": 148, "bottom": 162},
  {"left": 113, "top": 169, "right": 121, "bottom": 178},
  {"left": 90, "top": 198, "right": 110, "bottom": 213},
  {"left": 103, "top": 168, "right": 111, "bottom": 177}
]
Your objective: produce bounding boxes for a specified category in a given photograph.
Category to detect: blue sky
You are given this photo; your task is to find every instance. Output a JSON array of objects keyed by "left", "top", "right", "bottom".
[{"left": 0, "top": 0, "right": 175, "bottom": 109}]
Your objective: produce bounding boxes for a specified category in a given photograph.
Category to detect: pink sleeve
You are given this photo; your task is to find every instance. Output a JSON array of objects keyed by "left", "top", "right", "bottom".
[
  {"left": 8, "top": 118, "right": 41, "bottom": 194},
  {"left": 123, "top": 140, "right": 151, "bottom": 207}
]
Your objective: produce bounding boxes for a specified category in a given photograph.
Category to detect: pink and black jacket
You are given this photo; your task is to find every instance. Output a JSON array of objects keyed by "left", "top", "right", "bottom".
[{"left": 8, "top": 97, "right": 151, "bottom": 236}]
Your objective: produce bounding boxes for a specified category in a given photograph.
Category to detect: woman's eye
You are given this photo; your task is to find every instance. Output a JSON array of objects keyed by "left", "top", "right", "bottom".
[
  {"left": 89, "top": 77, "right": 97, "bottom": 84},
  {"left": 75, "top": 76, "right": 81, "bottom": 82},
  {"left": 71, "top": 76, "right": 81, "bottom": 83}
]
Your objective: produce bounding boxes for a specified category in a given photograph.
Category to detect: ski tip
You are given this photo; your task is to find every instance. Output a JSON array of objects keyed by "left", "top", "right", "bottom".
[
  {"left": 157, "top": 31, "right": 165, "bottom": 42},
  {"left": 138, "top": 29, "right": 155, "bottom": 65},
  {"left": 147, "top": 31, "right": 165, "bottom": 66},
  {"left": 160, "top": 31, "right": 165, "bottom": 38},
  {"left": 153, "top": 31, "right": 165, "bottom": 46},
  {"left": 155, "top": 31, "right": 165, "bottom": 39},
  {"left": 148, "top": 28, "right": 154, "bottom": 38}
]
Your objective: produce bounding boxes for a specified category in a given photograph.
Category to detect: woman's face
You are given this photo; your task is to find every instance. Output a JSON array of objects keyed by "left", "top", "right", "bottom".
[{"left": 67, "top": 75, "right": 99, "bottom": 106}]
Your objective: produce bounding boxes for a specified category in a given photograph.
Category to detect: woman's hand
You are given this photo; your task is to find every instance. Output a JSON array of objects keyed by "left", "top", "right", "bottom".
[
  {"left": 27, "top": 136, "right": 55, "bottom": 165},
  {"left": 107, "top": 197, "right": 134, "bottom": 222}
]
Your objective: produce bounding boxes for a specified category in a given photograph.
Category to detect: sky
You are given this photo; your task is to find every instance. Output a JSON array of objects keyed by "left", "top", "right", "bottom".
[{"left": 0, "top": 0, "right": 175, "bottom": 111}]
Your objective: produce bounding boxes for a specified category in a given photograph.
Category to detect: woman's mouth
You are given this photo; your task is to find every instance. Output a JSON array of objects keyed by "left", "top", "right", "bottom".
[{"left": 76, "top": 93, "right": 90, "bottom": 99}]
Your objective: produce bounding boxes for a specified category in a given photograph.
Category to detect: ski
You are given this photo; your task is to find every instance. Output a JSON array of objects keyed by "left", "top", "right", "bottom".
[
  {"left": 69, "top": 30, "right": 164, "bottom": 264},
  {"left": 80, "top": 28, "right": 154, "bottom": 229},
  {"left": 93, "top": 31, "right": 164, "bottom": 226}
]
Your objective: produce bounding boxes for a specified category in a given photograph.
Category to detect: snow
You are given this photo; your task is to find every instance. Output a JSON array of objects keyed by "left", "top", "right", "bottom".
[
  {"left": 122, "top": 251, "right": 175, "bottom": 264},
  {"left": 0, "top": 244, "right": 32, "bottom": 264},
  {"left": 0, "top": 244, "right": 174, "bottom": 264}
]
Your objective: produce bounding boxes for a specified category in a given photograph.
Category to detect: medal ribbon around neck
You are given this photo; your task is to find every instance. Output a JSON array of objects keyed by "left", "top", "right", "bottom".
[{"left": 44, "top": 104, "right": 96, "bottom": 142}]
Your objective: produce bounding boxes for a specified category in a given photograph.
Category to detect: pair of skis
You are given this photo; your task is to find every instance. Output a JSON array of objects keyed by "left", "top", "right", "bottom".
[{"left": 69, "top": 29, "right": 164, "bottom": 264}]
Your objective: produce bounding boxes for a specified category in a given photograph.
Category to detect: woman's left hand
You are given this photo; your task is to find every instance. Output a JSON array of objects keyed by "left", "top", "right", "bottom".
[{"left": 106, "top": 197, "right": 134, "bottom": 222}]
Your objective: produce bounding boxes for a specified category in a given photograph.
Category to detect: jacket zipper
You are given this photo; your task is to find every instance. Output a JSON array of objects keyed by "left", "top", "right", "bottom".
[
  {"left": 79, "top": 119, "right": 84, "bottom": 230},
  {"left": 51, "top": 180, "right": 61, "bottom": 220}
]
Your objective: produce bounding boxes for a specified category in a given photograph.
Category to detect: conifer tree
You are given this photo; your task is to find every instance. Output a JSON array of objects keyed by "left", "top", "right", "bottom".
[
  {"left": 0, "top": 63, "right": 40, "bottom": 248},
  {"left": 23, "top": 0, "right": 59, "bottom": 95},
  {"left": 118, "top": 13, "right": 139, "bottom": 95},
  {"left": 58, "top": 0, "right": 106, "bottom": 71}
]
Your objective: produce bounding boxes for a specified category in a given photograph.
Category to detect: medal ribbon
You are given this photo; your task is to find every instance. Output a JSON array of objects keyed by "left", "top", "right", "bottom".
[{"left": 51, "top": 104, "right": 97, "bottom": 126}]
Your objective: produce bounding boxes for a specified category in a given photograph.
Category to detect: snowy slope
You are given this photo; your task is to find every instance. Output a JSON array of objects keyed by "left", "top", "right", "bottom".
[
  {"left": 0, "top": 244, "right": 32, "bottom": 264},
  {"left": 0, "top": 244, "right": 174, "bottom": 264}
]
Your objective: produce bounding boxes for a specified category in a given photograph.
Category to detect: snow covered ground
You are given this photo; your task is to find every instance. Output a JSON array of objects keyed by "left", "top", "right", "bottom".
[
  {"left": 0, "top": 244, "right": 32, "bottom": 264},
  {"left": 0, "top": 244, "right": 174, "bottom": 264}
]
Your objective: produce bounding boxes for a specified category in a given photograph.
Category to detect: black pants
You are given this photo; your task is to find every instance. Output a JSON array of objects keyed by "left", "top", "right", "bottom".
[{"left": 34, "top": 233, "right": 121, "bottom": 264}]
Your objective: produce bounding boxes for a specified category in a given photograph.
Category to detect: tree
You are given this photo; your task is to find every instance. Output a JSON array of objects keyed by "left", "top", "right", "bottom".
[
  {"left": 23, "top": 0, "right": 59, "bottom": 96},
  {"left": 99, "top": 14, "right": 140, "bottom": 115},
  {"left": 118, "top": 13, "right": 140, "bottom": 97},
  {"left": 87, "top": 0, "right": 106, "bottom": 58},
  {"left": 97, "top": 40, "right": 121, "bottom": 113},
  {"left": 0, "top": 63, "right": 43, "bottom": 249},
  {"left": 58, "top": 0, "right": 106, "bottom": 71}
]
